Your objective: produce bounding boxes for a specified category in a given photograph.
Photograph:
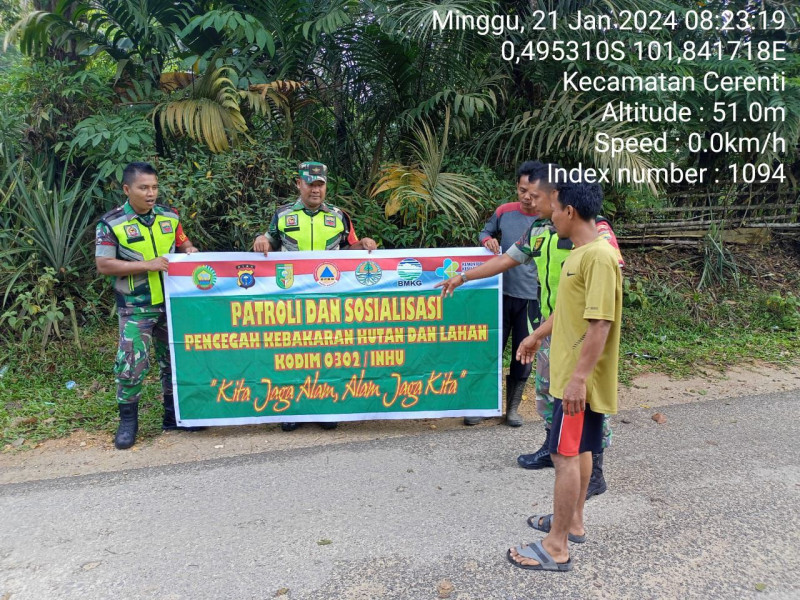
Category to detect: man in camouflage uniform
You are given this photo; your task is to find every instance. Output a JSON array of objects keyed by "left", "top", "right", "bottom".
[
  {"left": 254, "top": 161, "right": 377, "bottom": 431},
  {"left": 96, "top": 162, "right": 199, "bottom": 450}
]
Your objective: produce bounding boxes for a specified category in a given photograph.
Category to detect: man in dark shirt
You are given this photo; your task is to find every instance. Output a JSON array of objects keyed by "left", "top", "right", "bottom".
[{"left": 465, "top": 161, "right": 546, "bottom": 427}]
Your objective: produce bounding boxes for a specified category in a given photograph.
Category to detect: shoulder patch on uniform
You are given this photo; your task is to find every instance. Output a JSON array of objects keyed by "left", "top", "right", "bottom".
[{"left": 533, "top": 237, "right": 544, "bottom": 251}]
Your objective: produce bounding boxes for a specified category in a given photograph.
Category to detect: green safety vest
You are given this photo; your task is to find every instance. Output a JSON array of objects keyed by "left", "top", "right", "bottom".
[
  {"left": 533, "top": 229, "right": 573, "bottom": 320},
  {"left": 111, "top": 213, "right": 179, "bottom": 306},
  {"left": 277, "top": 207, "right": 346, "bottom": 251}
]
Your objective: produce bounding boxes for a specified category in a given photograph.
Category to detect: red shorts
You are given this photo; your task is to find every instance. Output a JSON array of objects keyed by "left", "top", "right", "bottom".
[{"left": 549, "top": 399, "right": 604, "bottom": 457}]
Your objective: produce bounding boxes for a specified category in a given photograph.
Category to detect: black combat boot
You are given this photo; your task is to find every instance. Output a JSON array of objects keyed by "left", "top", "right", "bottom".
[
  {"left": 114, "top": 402, "right": 139, "bottom": 450},
  {"left": 162, "top": 395, "right": 205, "bottom": 432},
  {"left": 506, "top": 377, "right": 526, "bottom": 427},
  {"left": 586, "top": 451, "right": 607, "bottom": 499},
  {"left": 466, "top": 374, "right": 519, "bottom": 426},
  {"left": 517, "top": 427, "right": 554, "bottom": 469}
]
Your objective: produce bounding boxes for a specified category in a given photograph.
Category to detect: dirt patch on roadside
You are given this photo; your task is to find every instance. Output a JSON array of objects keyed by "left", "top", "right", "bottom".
[
  {"left": 2, "top": 361, "right": 798, "bottom": 485},
  {"left": 620, "top": 361, "right": 800, "bottom": 409}
]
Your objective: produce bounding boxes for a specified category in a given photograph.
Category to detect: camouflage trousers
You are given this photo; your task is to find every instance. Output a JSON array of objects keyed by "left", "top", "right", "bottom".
[
  {"left": 534, "top": 335, "right": 613, "bottom": 449},
  {"left": 114, "top": 310, "right": 172, "bottom": 405}
]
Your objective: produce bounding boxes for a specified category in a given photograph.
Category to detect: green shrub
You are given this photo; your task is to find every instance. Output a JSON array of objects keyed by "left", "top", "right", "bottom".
[
  {"left": 0, "top": 60, "right": 116, "bottom": 166},
  {"left": 153, "top": 138, "right": 296, "bottom": 251},
  {"left": 443, "top": 153, "right": 514, "bottom": 223},
  {"left": 698, "top": 227, "right": 740, "bottom": 290},
  {"left": 62, "top": 110, "right": 155, "bottom": 183},
  {"left": 0, "top": 267, "right": 82, "bottom": 349},
  {"left": 0, "top": 158, "right": 104, "bottom": 346},
  {"left": 763, "top": 292, "right": 800, "bottom": 331},
  {"left": 622, "top": 278, "right": 650, "bottom": 309}
]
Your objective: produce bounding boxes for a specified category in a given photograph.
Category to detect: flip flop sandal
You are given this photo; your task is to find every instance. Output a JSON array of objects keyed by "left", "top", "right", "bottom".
[
  {"left": 506, "top": 540, "right": 573, "bottom": 572},
  {"left": 527, "top": 513, "right": 586, "bottom": 544}
]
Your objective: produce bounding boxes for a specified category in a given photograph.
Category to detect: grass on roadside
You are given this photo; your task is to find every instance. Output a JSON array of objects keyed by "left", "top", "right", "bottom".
[
  {"left": 618, "top": 245, "right": 800, "bottom": 383},
  {"left": 619, "top": 283, "right": 800, "bottom": 384},
  {"left": 0, "top": 325, "right": 165, "bottom": 448}
]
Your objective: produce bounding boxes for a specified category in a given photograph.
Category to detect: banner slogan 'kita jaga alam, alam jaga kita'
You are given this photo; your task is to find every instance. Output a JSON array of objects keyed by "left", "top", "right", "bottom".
[{"left": 165, "top": 249, "right": 502, "bottom": 427}]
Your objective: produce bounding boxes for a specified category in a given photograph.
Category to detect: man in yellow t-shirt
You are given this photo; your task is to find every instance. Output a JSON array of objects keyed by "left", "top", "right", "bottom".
[{"left": 506, "top": 176, "right": 622, "bottom": 573}]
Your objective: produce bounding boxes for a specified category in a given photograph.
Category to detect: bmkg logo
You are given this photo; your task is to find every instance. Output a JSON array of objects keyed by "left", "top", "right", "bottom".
[
  {"left": 276, "top": 264, "right": 294, "bottom": 289},
  {"left": 236, "top": 264, "right": 256, "bottom": 289},
  {"left": 397, "top": 258, "right": 423, "bottom": 287},
  {"left": 192, "top": 265, "right": 217, "bottom": 291}
]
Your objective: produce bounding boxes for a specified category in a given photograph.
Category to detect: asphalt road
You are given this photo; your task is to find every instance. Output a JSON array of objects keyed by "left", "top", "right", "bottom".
[{"left": 1, "top": 391, "right": 799, "bottom": 600}]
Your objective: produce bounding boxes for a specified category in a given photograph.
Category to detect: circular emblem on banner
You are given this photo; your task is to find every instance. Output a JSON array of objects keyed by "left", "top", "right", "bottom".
[
  {"left": 397, "top": 258, "right": 423, "bottom": 281},
  {"left": 355, "top": 260, "right": 382, "bottom": 285},
  {"left": 192, "top": 265, "right": 217, "bottom": 290},
  {"left": 314, "top": 262, "right": 340, "bottom": 286}
]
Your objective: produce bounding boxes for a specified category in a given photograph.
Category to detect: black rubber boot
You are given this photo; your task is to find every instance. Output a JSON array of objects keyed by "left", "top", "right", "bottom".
[
  {"left": 281, "top": 422, "right": 300, "bottom": 432},
  {"left": 114, "top": 402, "right": 139, "bottom": 450},
  {"left": 517, "top": 428, "right": 554, "bottom": 469},
  {"left": 162, "top": 395, "right": 205, "bottom": 432},
  {"left": 506, "top": 377, "right": 525, "bottom": 427},
  {"left": 586, "top": 451, "right": 607, "bottom": 499},
  {"left": 320, "top": 422, "right": 339, "bottom": 430},
  {"left": 463, "top": 416, "right": 483, "bottom": 426}
]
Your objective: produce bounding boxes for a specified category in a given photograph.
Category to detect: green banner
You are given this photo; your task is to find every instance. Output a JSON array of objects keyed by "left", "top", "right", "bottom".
[{"left": 165, "top": 250, "right": 502, "bottom": 425}]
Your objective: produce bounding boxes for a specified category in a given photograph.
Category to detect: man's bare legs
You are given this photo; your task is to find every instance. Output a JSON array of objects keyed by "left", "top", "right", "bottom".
[{"left": 508, "top": 450, "right": 592, "bottom": 566}]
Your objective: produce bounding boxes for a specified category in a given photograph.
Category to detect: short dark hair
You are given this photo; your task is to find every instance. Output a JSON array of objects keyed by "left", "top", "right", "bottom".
[
  {"left": 516, "top": 160, "right": 543, "bottom": 182},
  {"left": 517, "top": 160, "right": 558, "bottom": 191},
  {"left": 122, "top": 162, "right": 157, "bottom": 186},
  {"left": 555, "top": 177, "right": 603, "bottom": 220}
]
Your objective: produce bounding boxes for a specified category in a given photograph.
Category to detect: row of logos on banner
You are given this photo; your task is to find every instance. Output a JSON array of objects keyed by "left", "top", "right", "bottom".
[{"left": 190, "top": 257, "right": 484, "bottom": 292}]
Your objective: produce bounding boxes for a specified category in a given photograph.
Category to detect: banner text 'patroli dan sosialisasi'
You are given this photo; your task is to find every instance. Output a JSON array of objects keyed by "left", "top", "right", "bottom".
[{"left": 165, "top": 249, "right": 502, "bottom": 426}]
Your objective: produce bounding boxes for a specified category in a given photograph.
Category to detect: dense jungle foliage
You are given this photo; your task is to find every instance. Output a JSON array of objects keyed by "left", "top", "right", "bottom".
[{"left": 0, "top": 0, "right": 799, "bottom": 352}]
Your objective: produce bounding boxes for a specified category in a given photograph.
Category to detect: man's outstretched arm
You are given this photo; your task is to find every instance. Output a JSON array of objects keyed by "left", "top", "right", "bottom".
[{"left": 435, "top": 253, "right": 519, "bottom": 297}]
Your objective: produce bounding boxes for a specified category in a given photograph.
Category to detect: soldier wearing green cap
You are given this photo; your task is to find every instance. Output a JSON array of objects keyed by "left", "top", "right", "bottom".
[
  {"left": 255, "top": 161, "right": 377, "bottom": 431},
  {"left": 255, "top": 162, "right": 377, "bottom": 255}
]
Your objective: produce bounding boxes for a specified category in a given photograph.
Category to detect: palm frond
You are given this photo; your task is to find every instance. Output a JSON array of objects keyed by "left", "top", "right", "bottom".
[
  {"left": 477, "top": 88, "right": 660, "bottom": 193},
  {"left": 371, "top": 108, "right": 480, "bottom": 227},
  {"left": 154, "top": 60, "right": 272, "bottom": 153}
]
